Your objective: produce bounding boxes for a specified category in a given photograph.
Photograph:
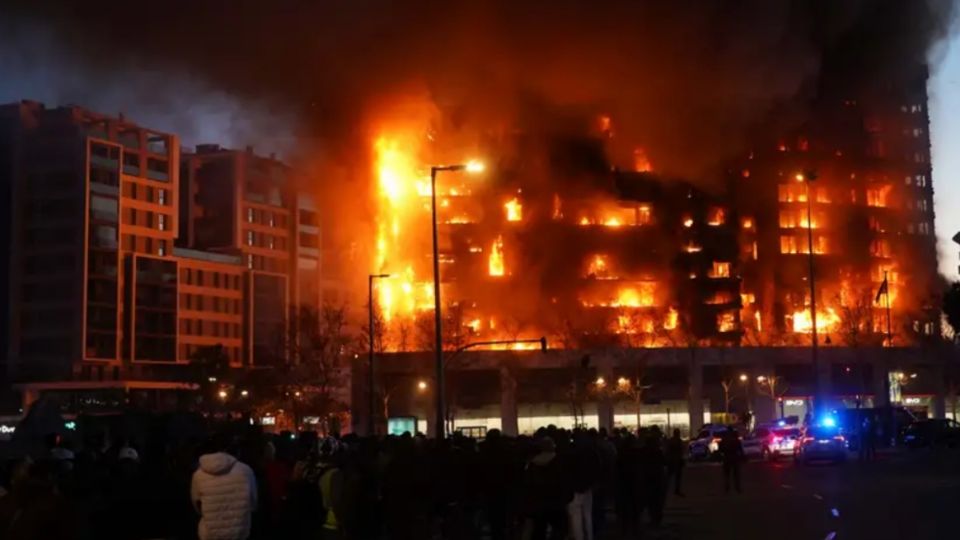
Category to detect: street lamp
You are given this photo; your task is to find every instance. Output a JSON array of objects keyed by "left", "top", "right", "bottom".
[
  {"left": 368, "top": 272, "right": 391, "bottom": 436},
  {"left": 796, "top": 170, "right": 822, "bottom": 416},
  {"left": 417, "top": 380, "right": 428, "bottom": 392},
  {"left": 218, "top": 390, "right": 228, "bottom": 400},
  {"left": 739, "top": 373, "right": 748, "bottom": 382},
  {"left": 429, "top": 161, "right": 485, "bottom": 439}
]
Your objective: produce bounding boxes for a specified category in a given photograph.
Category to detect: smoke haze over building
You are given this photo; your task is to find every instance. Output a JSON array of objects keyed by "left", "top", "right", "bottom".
[{"left": 1, "top": 1, "right": 956, "bottom": 179}]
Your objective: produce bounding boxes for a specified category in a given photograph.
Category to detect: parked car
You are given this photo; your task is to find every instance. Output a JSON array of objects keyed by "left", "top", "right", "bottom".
[
  {"left": 900, "top": 419, "right": 960, "bottom": 448},
  {"left": 796, "top": 425, "right": 847, "bottom": 465},
  {"left": 744, "top": 425, "right": 804, "bottom": 460},
  {"left": 689, "top": 425, "right": 738, "bottom": 461}
]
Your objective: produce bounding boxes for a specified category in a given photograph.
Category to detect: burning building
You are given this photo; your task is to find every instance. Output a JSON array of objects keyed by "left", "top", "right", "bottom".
[{"left": 354, "top": 73, "right": 946, "bottom": 436}]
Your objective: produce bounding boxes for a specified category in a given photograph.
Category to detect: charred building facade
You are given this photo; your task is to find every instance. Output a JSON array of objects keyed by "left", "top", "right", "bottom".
[{"left": 353, "top": 76, "right": 947, "bottom": 437}]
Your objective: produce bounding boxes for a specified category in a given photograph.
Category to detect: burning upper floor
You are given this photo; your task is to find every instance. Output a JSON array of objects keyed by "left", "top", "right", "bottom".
[{"left": 356, "top": 83, "right": 941, "bottom": 353}]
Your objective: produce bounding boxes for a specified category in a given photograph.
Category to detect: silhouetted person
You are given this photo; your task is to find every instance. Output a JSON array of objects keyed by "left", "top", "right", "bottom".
[
  {"left": 638, "top": 433, "right": 667, "bottom": 527},
  {"left": 520, "top": 437, "right": 571, "bottom": 540},
  {"left": 665, "top": 428, "right": 685, "bottom": 496},
  {"left": 718, "top": 426, "right": 743, "bottom": 494},
  {"left": 860, "top": 417, "right": 878, "bottom": 462}
]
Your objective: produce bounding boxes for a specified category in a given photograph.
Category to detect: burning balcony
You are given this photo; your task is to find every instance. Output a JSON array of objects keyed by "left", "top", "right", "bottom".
[
  {"left": 580, "top": 281, "right": 658, "bottom": 308},
  {"left": 577, "top": 204, "right": 651, "bottom": 228}
]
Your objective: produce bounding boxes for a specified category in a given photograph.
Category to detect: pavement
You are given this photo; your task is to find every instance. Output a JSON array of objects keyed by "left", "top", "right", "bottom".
[{"left": 634, "top": 448, "right": 960, "bottom": 540}]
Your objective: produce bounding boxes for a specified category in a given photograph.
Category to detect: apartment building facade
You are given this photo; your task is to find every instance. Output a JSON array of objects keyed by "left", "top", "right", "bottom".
[{"left": 0, "top": 101, "right": 316, "bottom": 411}]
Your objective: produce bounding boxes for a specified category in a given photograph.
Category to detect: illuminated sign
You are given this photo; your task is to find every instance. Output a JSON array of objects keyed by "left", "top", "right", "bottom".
[
  {"left": 904, "top": 397, "right": 922, "bottom": 405},
  {"left": 260, "top": 416, "right": 276, "bottom": 425},
  {"left": 0, "top": 425, "right": 14, "bottom": 434},
  {"left": 784, "top": 399, "right": 805, "bottom": 407}
]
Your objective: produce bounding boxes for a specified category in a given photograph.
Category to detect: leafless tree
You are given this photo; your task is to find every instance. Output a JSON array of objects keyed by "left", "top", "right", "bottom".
[
  {"left": 756, "top": 374, "right": 789, "bottom": 416},
  {"left": 256, "top": 303, "right": 357, "bottom": 433},
  {"left": 837, "top": 288, "right": 883, "bottom": 407}
]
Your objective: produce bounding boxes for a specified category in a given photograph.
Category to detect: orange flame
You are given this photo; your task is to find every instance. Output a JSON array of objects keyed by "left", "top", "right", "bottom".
[
  {"left": 664, "top": 307, "right": 678, "bottom": 330},
  {"left": 489, "top": 235, "right": 505, "bottom": 277},
  {"left": 791, "top": 308, "right": 840, "bottom": 333},
  {"left": 587, "top": 254, "right": 614, "bottom": 279},
  {"left": 504, "top": 197, "right": 523, "bottom": 222}
]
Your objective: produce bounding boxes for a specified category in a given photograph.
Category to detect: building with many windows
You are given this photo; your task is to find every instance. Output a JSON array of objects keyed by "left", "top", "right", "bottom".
[{"left": 0, "top": 101, "right": 316, "bottom": 410}]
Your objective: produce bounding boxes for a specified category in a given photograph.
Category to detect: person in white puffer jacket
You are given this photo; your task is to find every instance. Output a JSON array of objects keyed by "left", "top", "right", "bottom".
[{"left": 191, "top": 438, "right": 258, "bottom": 540}]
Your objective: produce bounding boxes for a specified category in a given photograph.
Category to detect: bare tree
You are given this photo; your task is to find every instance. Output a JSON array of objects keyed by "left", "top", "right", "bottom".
[
  {"left": 395, "top": 319, "right": 412, "bottom": 353},
  {"left": 837, "top": 287, "right": 883, "bottom": 407},
  {"left": 720, "top": 378, "right": 735, "bottom": 415},
  {"left": 255, "top": 303, "right": 357, "bottom": 433},
  {"left": 756, "top": 374, "right": 789, "bottom": 417}
]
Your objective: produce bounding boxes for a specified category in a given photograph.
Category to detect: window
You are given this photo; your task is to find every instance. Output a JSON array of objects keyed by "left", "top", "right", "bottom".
[
  {"left": 146, "top": 158, "right": 169, "bottom": 181},
  {"left": 246, "top": 230, "right": 254, "bottom": 246},
  {"left": 247, "top": 254, "right": 254, "bottom": 269},
  {"left": 157, "top": 240, "right": 166, "bottom": 256},
  {"left": 158, "top": 188, "right": 167, "bottom": 206},
  {"left": 709, "top": 261, "right": 731, "bottom": 278},
  {"left": 300, "top": 232, "right": 319, "bottom": 248},
  {"left": 247, "top": 207, "right": 255, "bottom": 223},
  {"left": 781, "top": 236, "right": 797, "bottom": 254},
  {"left": 158, "top": 214, "right": 166, "bottom": 231},
  {"left": 213, "top": 273, "right": 221, "bottom": 288},
  {"left": 267, "top": 236, "right": 275, "bottom": 250},
  {"left": 300, "top": 209, "right": 318, "bottom": 226}
]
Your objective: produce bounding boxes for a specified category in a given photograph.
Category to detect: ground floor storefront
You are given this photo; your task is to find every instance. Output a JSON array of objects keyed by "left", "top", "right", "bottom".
[{"left": 356, "top": 346, "right": 955, "bottom": 437}]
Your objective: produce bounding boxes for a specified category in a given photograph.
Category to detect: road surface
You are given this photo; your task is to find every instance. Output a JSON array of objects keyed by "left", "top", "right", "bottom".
[{"left": 647, "top": 449, "right": 960, "bottom": 540}]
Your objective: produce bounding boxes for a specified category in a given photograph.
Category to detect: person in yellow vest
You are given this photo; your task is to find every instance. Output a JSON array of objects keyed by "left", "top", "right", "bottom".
[{"left": 317, "top": 439, "right": 345, "bottom": 539}]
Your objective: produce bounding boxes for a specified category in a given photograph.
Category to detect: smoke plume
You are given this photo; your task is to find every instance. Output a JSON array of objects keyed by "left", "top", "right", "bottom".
[{"left": 1, "top": 0, "right": 956, "bottom": 178}]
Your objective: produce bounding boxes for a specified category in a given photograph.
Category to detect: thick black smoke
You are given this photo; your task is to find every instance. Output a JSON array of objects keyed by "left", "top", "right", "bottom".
[{"left": 1, "top": 0, "right": 956, "bottom": 179}]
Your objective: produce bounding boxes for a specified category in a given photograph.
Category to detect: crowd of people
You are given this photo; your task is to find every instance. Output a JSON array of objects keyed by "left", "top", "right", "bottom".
[{"left": 0, "top": 421, "right": 744, "bottom": 540}]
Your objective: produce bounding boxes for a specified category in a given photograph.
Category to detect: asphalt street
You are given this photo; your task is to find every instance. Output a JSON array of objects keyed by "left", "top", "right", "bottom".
[{"left": 644, "top": 449, "right": 960, "bottom": 540}]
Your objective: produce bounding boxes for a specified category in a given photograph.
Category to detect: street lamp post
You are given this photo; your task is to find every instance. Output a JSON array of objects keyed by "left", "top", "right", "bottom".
[
  {"left": 796, "top": 171, "right": 822, "bottom": 416},
  {"left": 368, "top": 273, "right": 390, "bottom": 436},
  {"left": 429, "top": 161, "right": 484, "bottom": 439}
]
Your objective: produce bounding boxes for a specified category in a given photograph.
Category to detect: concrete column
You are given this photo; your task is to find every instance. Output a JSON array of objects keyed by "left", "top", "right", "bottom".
[
  {"left": 499, "top": 365, "right": 519, "bottom": 437},
  {"left": 21, "top": 388, "right": 39, "bottom": 412},
  {"left": 816, "top": 357, "right": 833, "bottom": 411},
  {"left": 688, "top": 361, "right": 704, "bottom": 437},
  {"left": 931, "top": 364, "right": 947, "bottom": 419},
  {"left": 872, "top": 359, "right": 890, "bottom": 408},
  {"left": 597, "top": 362, "right": 615, "bottom": 432}
]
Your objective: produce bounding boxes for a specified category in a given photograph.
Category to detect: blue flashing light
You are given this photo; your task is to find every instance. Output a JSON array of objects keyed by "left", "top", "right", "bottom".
[
  {"left": 820, "top": 416, "right": 837, "bottom": 428},
  {"left": 777, "top": 420, "right": 786, "bottom": 427}
]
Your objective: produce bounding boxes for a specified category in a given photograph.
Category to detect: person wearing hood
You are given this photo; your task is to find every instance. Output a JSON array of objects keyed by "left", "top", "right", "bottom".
[{"left": 190, "top": 435, "right": 258, "bottom": 540}]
